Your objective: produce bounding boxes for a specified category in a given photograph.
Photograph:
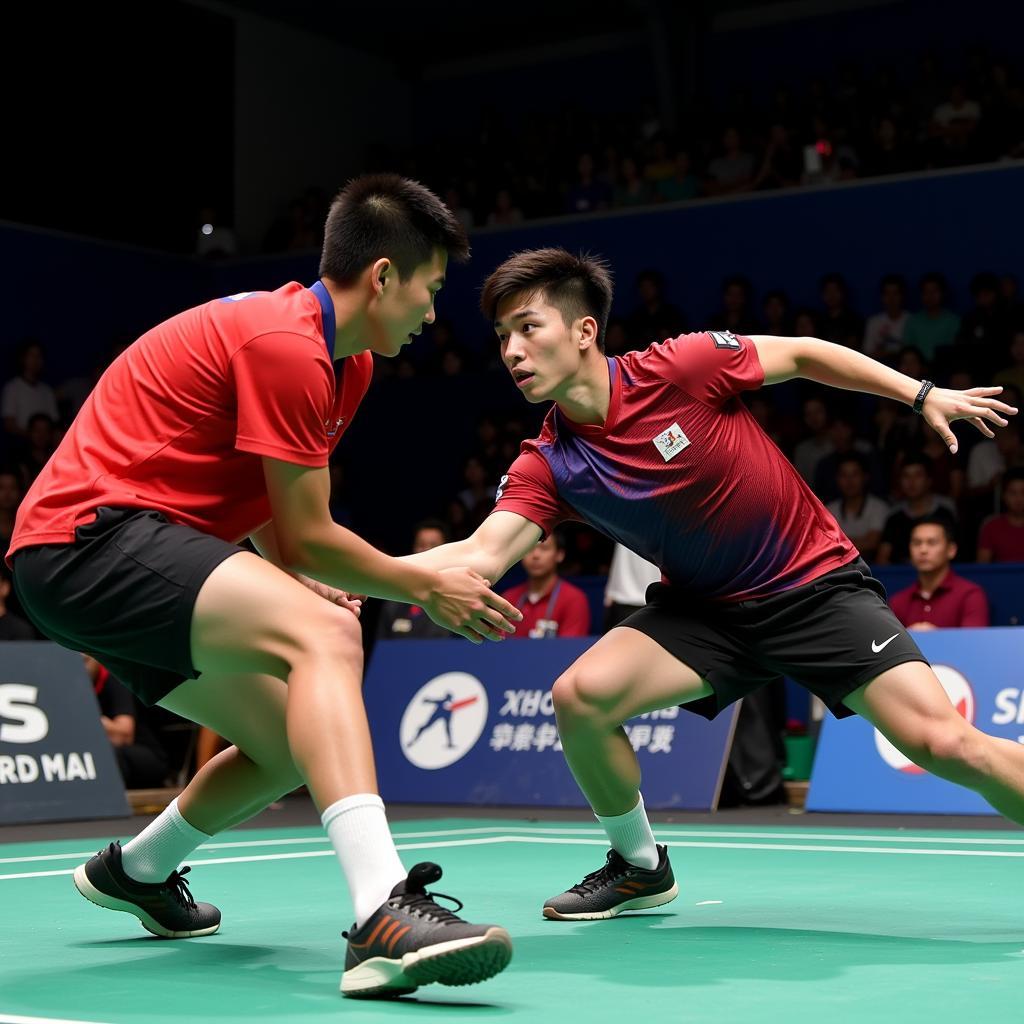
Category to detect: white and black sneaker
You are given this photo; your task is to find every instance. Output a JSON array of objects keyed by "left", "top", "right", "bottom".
[
  {"left": 542, "top": 845, "right": 678, "bottom": 920},
  {"left": 73, "top": 841, "right": 221, "bottom": 938},
  {"left": 341, "top": 862, "right": 513, "bottom": 999}
]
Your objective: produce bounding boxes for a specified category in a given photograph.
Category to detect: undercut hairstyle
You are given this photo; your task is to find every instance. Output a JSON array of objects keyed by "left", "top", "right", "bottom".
[
  {"left": 319, "top": 174, "right": 470, "bottom": 284},
  {"left": 481, "top": 248, "right": 614, "bottom": 352}
]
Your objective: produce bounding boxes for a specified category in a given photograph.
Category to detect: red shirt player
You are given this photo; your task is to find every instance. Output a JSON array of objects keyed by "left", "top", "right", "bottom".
[
  {"left": 7, "top": 175, "right": 518, "bottom": 998},
  {"left": 407, "top": 247, "right": 1022, "bottom": 924},
  {"left": 501, "top": 531, "right": 591, "bottom": 638}
]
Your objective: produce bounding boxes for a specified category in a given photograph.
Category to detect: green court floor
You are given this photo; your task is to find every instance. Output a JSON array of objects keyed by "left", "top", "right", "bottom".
[{"left": 2, "top": 819, "right": 1022, "bottom": 1024}]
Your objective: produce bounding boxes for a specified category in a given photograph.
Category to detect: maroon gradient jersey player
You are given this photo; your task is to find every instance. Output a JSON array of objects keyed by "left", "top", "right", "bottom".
[{"left": 406, "top": 247, "right": 1023, "bottom": 924}]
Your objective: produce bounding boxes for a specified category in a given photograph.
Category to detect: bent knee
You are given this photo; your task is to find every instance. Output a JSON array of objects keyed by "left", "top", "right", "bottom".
[
  {"left": 294, "top": 606, "right": 364, "bottom": 668},
  {"left": 552, "top": 664, "right": 625, "bottom": 724},
  {"left": 904, "top": 716, "right": 980, "bottom": 771}
]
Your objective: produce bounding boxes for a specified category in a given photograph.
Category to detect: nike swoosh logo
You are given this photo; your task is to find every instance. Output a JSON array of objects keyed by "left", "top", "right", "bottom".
[{"left": 871, "top": 633, "right": 900, "bottom": 653}]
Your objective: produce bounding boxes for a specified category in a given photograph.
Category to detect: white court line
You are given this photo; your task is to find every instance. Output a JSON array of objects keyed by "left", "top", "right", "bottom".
[
  {"left": 3, "top": 824, "right": 1023, "bottom": 867},
  {"left": 0, "top": 1015, "right": 114, "bottom": 1024},
  {"left": 6, "top": 834, "right": 1024, "bottom": 882}
]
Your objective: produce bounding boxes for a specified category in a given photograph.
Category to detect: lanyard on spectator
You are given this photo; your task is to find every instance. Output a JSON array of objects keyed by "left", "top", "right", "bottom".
[
  {"left": 309, "top": 279, "right": 337, "bottom": 361},
  {"left": 517, "top": 581, "right": 562, "bottom": 621}
]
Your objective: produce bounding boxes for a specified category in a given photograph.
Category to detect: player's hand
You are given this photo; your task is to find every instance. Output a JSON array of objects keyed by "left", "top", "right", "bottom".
[
  {"left": 297, "top": 575, "right": 362, "bottom": 618},
  {"left": 424, "top": 567, "right": 522, "bottom": 644},
  {"left": 922, "top": 386, "right": 1017, "bottom": 454}
]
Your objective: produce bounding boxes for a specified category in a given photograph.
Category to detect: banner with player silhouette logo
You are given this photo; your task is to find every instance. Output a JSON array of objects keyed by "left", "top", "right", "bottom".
[
  {"left": 808, "top": 629, "right": 1024, "bottom": 814},
  {"left": 365, "top": 639, "right": 739, "bottom": 809}
]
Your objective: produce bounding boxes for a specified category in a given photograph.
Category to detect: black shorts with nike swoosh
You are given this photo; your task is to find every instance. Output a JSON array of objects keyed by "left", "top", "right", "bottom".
[{"left": 621, "top": 558, "right": 928, "bottom": 720}]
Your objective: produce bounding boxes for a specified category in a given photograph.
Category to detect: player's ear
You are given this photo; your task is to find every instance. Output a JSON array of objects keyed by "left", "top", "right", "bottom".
[
  {"left": 578, "top": 315, "right": 598, "bottom": 352},
  {"left": 370, "top": 258, "right": 391, "bottom": 297}
]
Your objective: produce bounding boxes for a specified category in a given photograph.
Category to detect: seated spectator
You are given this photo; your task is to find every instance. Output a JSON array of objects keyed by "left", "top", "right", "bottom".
[
  {"left": 82, "top": 655, "right": 171, "bottom": 788},
  {"left": 792, "top": 396, "right": 833, "bottom": 485},
  {"left": 487, "top": 188, "right": 524, "bottom": 226},
  {"left": 977, "top": 469, "right": 1024, "bottom": 563},
  {"left": 957, "top": 271, "right": 1012, "bottom": 375},
  {"left": 862, "top": 274, "right": 909, "bottom": 359},
  {"left": 930, "top": 82, "right": 982, "bottom": 166},
  {"left": 626, "top": 269, "right": 687, "bottom": 347},
  {"left": 17, "top": 413, "right": 58, "bottom": 488},
  {"left": 826, "top": 454, "right": 890, "bottom": 561},
  {"left": 709, "top": 275, "right": 758, "bottom": 335},
  {"left": 792, "top": 307, "right": 820, "bottom": 339},
  {"left": 889, "top": 519, "right": 989, "bottom": 630},
  {"left": 705, "top": 127, "right": 755, "bottom": 195},
  {"left": 813, "top": 416, "right": 878, "bottom": 502},
  {"left": 376, "top": 520, "right": 454, "bottom": 640},
  {"left": 2, "top": 339, "right": 60, "bottom": 438},
  {"left": 753, "top": 123, "right": 802, "bottom": 191},
  {"left": 655, "top": 151, "right": 699, "bottom": 203},
  {"left": 903, "top": 273, "right": 961, "bottom": 362},
  {"left": 603, "top": 543, "right": 661, "bottom": 632},
  {"left": 457, "top": 455, "right": 497, "bottom": 528},
  {"left": 0, "top": 468, "right": 20, "bottom": 555},
  {"left": 760, "top": 289, "right": 791, "bottom": 336},
  {"left": 501, "top": 532, "right": 591, "bottom": 638},
  {"left": 614, "top": 156, "right": 653, "bottom": 207},
  {"left": 818, "top": 272, "right": 864, "bottom": 348},
  {"left": 993, "top": 330, "right": 1024, "bottom": 397},
  {"left": 565, "top": 153, "right": 611, "bottom": 215},
  {"left": 642, "top": 136, "right": 675, "bottom": 183},
  {"left": 895, "top": 344, "right": 929, "bottom": 383},
  {"left": 876, "top": 455, "right": 957, "bottom": 564},
  {"left": 0, "top": 563, "right": 35, "bottom": 640},
  {"left": 863, "top": 116, "right": 915, "bottom": 178}
]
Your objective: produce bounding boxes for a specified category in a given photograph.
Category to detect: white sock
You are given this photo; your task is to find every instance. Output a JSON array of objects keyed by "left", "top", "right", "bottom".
[
  {"left": 321, "top": 793, "right": 407, "bottom": 928},
  {"left": 596, "top": 793, "right": 660, "bottom": 870},
  {"left": 120, "top": 797, "right": 212, "bottom": 883}
]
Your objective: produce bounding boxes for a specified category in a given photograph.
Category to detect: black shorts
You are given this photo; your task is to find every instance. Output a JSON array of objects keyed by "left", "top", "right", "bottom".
[
  {"left": 621, "top": 558, "right": 928, "bottom": 720},
  {"left": 11, "top": 507, "right": 242, "bottom": 705}
]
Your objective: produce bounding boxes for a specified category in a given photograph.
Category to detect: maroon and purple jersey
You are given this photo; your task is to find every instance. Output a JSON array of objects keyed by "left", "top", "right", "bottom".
[{"left": 492, "top": 331, "right": 857, "bottom": 602}]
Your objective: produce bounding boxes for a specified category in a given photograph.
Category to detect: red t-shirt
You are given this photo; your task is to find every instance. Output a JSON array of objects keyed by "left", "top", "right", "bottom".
[
  {"left": 492, "top": 332, "right": 856, "bottom": 602},
  {"left": 888, "top": 570, "right": 990, "bottom": 628},
  {"left": 500, "top": 577, "right": 592, "bottom": 638},
  {"left": 8, "top": 283, "right": 373, "bottom": 562},
  {"left": 978, "top": 515, "right": 1024, "bottom": 562}
]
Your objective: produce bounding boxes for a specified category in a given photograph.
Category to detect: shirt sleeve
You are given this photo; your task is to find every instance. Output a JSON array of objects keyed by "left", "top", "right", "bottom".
[
  {"left": 231, "top": 333, "right": 335, "bottom": 467},
  {"left": 960, "top": 584, "right": 990, "bottom": 627},
  {"left": 557, "top": 585, "right": 592, "bottom": 637},
  {"left": 640, "top": 332, "right": 764, "bottom": 407},
  {"left": 491, "top": 447, "right": 575, "bottom": 536}
]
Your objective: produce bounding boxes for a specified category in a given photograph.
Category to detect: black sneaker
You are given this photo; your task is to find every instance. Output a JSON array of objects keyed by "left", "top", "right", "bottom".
[
  {"left": 341, "top": 862, "right": 513, "bottom": 999},
  {"left": 73, "top": 841, "right": 221, "bottom": 938},
  {"left": 542, "top": 845, "right": 678, "bottom": 920}
]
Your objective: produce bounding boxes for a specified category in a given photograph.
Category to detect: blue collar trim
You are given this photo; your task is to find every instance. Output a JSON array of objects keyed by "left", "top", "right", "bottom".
[{"left": 309, "top": 280, "right": 336, "bottom": 361}]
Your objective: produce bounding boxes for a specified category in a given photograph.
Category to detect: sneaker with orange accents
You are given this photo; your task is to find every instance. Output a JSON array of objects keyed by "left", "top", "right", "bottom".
[
  {"left": 542, "top": 845, "right": 678, "bottom": 921},
  {"left": 340, "top": 862, "right": 513, "bottom": 999}
]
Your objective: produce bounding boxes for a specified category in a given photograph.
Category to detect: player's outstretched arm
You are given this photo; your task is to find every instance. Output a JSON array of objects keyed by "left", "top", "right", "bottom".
[
  {"left": 751, "top": 334, "right": 1017, "bottom": 454},
  {"left": 262, "top": 457, "right": 521, "bottom": 643},
  {"left": 401, "top": 511, "right": 542, "bottom": 587}
]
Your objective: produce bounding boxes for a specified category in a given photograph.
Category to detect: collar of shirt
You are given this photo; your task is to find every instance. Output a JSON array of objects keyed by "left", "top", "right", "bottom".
[{"left": 309, "top": 279, "right": 337, "bottom": 361}]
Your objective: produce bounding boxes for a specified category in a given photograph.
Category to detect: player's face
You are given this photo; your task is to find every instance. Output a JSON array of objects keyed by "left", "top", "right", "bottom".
[
  {"left": 495, "top": 292, "right": 586, "bottom": 403},
  {"left": 370, "top": 248, "right": 447, "bottom": 357}
]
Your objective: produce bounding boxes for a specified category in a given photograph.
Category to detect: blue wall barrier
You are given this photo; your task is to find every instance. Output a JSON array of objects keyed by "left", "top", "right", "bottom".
[
  {"left": 807, "top": 628, "right": 1024, "bottom": 815},
  {"left": 365, "top": 638, "right": 738, "bottom": 810}
]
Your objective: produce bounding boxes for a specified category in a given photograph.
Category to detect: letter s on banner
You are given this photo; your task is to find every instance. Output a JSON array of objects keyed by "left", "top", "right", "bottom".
[{"left": 0, "top": 685, "right": 50, "bottom": 743}]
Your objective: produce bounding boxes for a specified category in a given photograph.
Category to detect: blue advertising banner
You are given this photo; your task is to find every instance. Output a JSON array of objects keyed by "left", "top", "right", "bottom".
[
  {"left": 0, "top": 644, "right": 131, "bottom": 824},
  {"left": 365, "top": 639, "right": 738, "bottom": 810},
  {"left": 807, "top": 629, "right": 1024, "bottom": 815}
]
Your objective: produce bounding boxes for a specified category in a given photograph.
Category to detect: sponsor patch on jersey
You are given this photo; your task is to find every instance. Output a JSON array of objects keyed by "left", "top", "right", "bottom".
[
  {"left": 709, "top": 330, "right": 741, "bottom": 350},
  {"left": 653, "top": 423, "right": 691, "bottom": 462}
]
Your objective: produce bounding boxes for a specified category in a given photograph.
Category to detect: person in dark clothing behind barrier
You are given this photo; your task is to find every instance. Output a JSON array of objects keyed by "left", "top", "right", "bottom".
[{"left": 83, "top": 655, "right": 170, "bottom": 788}]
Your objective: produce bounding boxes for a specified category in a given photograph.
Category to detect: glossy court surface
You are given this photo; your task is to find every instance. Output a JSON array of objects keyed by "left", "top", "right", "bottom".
[{"left": 2, "top": 818, "right": 1022, "bottom": 1024}]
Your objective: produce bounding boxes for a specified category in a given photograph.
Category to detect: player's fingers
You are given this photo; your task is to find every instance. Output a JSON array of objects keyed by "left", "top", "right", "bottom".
[
  {"left": 967, "top": 416, "right": 995, "bottom": 438},
  {"left": 966, "top": 386, "right": 1004, "bottom": 396},
  {"left": 486, "top": 592, "right": 524, "bottom": 622},
  {"left": 968, "top": 405, "right": 1009, "bottom": 426},
  {"left": 927, "top": 413, "right": 957, "bottom": 453},
  {"left": 477, "top": 607, "right": 515, "bottom": 635}
]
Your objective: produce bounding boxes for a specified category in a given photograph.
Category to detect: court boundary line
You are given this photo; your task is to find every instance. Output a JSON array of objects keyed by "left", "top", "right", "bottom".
[
  {"left": 6, "top": 833, "right": 1024, "bottom": 881},
  {"left": 3, "top": 823, "right": 1023, "bottom": 867}
]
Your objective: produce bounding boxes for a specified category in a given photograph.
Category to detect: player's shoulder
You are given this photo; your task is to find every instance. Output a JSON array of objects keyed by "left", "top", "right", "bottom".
[{"left": 210, "top": 282, "right": 322, "bottom": 345}]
